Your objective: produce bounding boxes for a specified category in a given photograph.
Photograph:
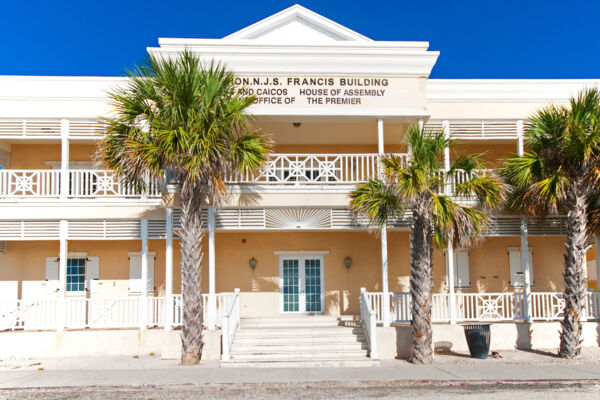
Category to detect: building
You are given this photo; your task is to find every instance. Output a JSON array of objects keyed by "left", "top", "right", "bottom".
[{"left": 0, "top": 5, "right": 599, "bottom": 365}]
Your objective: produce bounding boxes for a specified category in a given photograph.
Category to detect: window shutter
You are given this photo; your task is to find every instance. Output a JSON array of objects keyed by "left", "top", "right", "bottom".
[
  {"left": 455, "top": 250, "right": 470, "bottom": 288},
  {"left": 509, "top": 248, "right": 533, "bottom": 287},
  {"left": 588, "top": 259, "right": 597, "bottom": 281},
  {"left": 86, "top": 256, "right": 100, "bottom": 292},
  {"left": 129, "top": 255, "right": 142, "bottom": 293},
  {"left": 509, "top": 249, "right": 523, "bottom": 287},
  {"left": 45, "top": 257, "right": 59, "bottom": 280},
  {"left": 146, "top": 255, "right": 155, "bottom": 293},
  {"left": 45, "top": 257, "right": 60, "bottom": 294},
  {"left": 0, "top": 149, "right": 9, "bottom": 169},
  {"left": 527, "top": 249, "right": 534, "bottom": 285}
]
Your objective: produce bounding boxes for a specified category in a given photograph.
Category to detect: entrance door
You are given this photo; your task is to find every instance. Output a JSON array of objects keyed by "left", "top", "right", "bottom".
[{"left": 279, "top": 255, "right": 324, "bottom": 314}]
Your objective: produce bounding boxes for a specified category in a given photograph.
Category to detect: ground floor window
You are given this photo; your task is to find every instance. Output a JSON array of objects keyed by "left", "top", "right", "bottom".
[{"left": 66, "top": 258, "right": 86, "bottom": 292}]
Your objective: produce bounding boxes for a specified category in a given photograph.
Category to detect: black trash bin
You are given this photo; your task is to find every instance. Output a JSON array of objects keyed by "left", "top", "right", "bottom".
[{"left": 463, "top": 324, "right": 491, "bottom": 359}]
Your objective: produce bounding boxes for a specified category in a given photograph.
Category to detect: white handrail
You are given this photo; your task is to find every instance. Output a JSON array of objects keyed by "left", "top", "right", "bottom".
[
  {"left": 360, "top": 288, "right": 378, "bottom": 359},
  {"left": 221, "top": 288, "right": 240, "bottom": 361}
]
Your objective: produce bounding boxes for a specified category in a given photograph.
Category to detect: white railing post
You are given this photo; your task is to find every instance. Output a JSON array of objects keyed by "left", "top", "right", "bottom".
[
  {"left": 164, "top": 207, "right": 173, "bottom": 331},
  {"left": 60, "top": 119, "right": 69, "bottom": 200},
  {"left": 446, "top": 245, "right": 457, "bottom": 324},
  {"left": 207, "top": 207, "right": 217, "bottom": 330},
  {"left": 57, "top": 220, "right": 68, "bottom": 332},
  {"left": 140, "top": 219, "right": 148, "bottom": 330}
]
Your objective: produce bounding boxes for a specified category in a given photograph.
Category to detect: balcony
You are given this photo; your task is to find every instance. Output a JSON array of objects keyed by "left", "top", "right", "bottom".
[{"left": 0, "top": 153, "right": 493, "bottom": 201}]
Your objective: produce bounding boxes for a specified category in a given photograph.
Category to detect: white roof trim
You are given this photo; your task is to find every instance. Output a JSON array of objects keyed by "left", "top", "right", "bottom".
[{"left": 223, "top": 4, "right": 372, "bottom": 42}]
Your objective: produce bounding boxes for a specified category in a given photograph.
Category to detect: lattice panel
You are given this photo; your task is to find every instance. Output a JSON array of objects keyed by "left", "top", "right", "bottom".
[
  {"left": 265, "top": 208, "right": 331, "bottom": 229},
  {"left": 0, "top": 221, "right": 60, "bottom": 240}
]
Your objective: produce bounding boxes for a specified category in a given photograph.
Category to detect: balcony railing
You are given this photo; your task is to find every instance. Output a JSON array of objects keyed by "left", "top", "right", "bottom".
[
  {"left": 225, "top": 153, "right": 409, "bottom": 185},
  {"left": 0, "top": 155, "right": 493, "bottom": 200},
  {"left": 365, "top": 291, "right": 600, "bottom": 324}
]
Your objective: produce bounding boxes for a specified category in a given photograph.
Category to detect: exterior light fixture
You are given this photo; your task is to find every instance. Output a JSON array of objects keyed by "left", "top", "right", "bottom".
[
  {"left": 344, "top": 256, "right": 352, "bottom": 269},
  {"left": 293, "top": 122, "right": 301, "bottom": 128},
  {"left": 163, "top": 168, "right": 181, "bottom": 194},
  {"left": 249, "top": 257, "right": 257, "bottom": 271}
]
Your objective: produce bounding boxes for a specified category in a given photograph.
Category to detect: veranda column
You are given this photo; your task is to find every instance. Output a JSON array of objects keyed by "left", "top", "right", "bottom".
[
  {"left": 377, "top": 118, "right": 391, "bottom": 327},
  {"left": 207, "top": 207, "right": 217, "bottom": 330},
  {"left": 57, "top": 220, "right": 68, "bottom": 332},
  {"left": 442, "top": 120, "right": 457, "bottom": 324},
  {"left": 140, "top": 219, "right": 148, "bottom": 330},
  {"left": 517, "top": 120, "right": 533, "bottom": 322},
  {"left": 596, "top": 237, "right": 600, "bottom": 291},
  {"left": 60, "top": 119, "right": 69, "bottom": 200},
  {"left": 164, "top": 207, "right": 174, "bottom": 331}
]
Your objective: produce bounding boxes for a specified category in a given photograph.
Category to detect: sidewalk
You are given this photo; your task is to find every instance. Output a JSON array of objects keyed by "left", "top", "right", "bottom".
[{"left": 1, "top": 351, "right": 600, "bottom": 388}]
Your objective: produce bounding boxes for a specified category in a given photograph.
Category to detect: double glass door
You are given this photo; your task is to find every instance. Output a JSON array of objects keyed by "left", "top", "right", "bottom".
[{"left": 279, "top": 255, "right": 324, "bottom": 313}]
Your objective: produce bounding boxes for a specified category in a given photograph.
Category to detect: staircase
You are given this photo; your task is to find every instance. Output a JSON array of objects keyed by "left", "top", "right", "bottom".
[{"left": 221, "top": 315, "right": 378, "bottom": 368}]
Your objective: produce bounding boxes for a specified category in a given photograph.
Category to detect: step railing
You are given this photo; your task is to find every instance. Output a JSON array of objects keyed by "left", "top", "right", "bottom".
[
  {"left": 360, "top": 288, "right": 378, "bottom": 359},
  {"left": 221, "top": 288, "right": 240, "bottom": 361},
  {"left": 364, "top": 291, "right": 600, "bottom": 324}
]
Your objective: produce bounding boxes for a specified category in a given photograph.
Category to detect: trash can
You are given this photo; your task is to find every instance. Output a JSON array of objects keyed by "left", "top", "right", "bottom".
[{"left": 463, "top": 324, "right": 491, "bottom": 359}]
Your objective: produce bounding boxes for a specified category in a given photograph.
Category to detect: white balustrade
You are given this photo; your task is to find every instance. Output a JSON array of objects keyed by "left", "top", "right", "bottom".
[
  {"left": 225, "top": 153, "right": 409, "bottom": 185},
  {"left": 221, "top": 289, "right": 240, "bottom": 361},
  {"left": 365, "top": 291, "right": 600, "bottom": 324},
  {"left": 360, "top": 288, "right": 378, "bottom": 359},
  {"left": 0, "top": 170, "right": 60, "bottom": 197},
  {"left": 0, "top": 293, "right": 238, "bottom": 332}
]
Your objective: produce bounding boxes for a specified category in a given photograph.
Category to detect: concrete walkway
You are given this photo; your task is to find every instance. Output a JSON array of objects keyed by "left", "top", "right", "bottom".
[{"left": 1, "top": 359, "right": 600, "bottom": 388}]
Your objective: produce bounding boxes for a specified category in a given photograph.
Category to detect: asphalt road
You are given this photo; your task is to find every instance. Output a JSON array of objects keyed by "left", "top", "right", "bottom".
[{"left": 1, "top": 381, "right": 599, "bottom": 400}]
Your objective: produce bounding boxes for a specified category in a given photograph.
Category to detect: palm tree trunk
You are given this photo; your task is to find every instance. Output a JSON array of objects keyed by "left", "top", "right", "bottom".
[
  {"left": 559, "top": 186, "right": 588, "bottom": 358},
  {"left": 179, "top": 184, "right": 205, "bottom": 365},
  {"left": 409, "top": 201, "right": 434, "bottom": 364}
]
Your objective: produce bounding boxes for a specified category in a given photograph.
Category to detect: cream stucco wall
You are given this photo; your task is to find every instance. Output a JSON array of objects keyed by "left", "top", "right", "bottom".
[
  {"left": 9, "top": 144, "right": 97, "bottom": 169},
  {"left": 0, "top": 233, "right": 577, "bottom": 316}
]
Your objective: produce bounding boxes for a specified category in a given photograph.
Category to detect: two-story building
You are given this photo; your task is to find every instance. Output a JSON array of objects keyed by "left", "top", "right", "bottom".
[{"left": 0, "top": 5, "right": 599, "bottom": 366}]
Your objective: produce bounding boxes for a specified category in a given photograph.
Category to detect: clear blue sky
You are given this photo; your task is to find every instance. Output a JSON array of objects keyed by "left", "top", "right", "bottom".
[{"left": 1, "top": 1, "right": 598, "bottom": 78}]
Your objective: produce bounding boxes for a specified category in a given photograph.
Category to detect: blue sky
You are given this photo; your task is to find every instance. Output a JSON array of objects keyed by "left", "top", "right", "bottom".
[{"left": 1, "top": 1, "right": 598, "bottom": 78}]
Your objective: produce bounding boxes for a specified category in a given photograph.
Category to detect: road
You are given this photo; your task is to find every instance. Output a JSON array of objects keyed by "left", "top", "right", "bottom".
[{"left": 1, "top": 381, "right": 599, "bottom": 399}]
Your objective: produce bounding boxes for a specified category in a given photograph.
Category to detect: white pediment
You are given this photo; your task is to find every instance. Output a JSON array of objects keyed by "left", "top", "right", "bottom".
[{"left": 224, "top": 4, "right": 371, "bottom": 43}]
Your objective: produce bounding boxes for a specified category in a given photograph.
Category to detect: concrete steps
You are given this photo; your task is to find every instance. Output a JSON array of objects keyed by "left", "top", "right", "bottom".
[{"left": 221, "top": 315, "right": 377, "bottom": 368}]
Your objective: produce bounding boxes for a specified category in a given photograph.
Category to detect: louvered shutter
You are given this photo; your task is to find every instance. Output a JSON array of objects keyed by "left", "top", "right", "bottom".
[
  {"left": 45, "top": 257, "right": 60, "bottom": 295},
  {"left": 509, "top": 248, "right": 533, "bottom": 287},
  {"left": 455, "top": 250, "right": 470, "bottom": 288},
  {"left": 129, "top": 255, "right": 142, "bottom": 293},
  {"left": 86, "top": 256, "right": 100, "bottom": 292}
]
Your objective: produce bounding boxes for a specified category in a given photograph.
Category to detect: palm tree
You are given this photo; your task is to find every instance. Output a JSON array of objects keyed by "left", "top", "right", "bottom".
[
  {"left": 350, "top": 125, "right": 504, "bottom": 364},
  {"left": 98, "top": 51, "right": 271, "bottom": 364},
  {"left": 501, "top": 88, "right": 600, "bottom": 359}
]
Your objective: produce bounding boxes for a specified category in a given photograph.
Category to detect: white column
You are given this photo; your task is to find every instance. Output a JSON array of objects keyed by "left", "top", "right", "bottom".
[
  {"left": 57, "top": 220, "right": 68, "bottom": 332},
  {"left": 207, "top": 207, "right": 217, "bottom": 330},
  {"left": 595, "top": 237, "right": 600, "bottom": 290},
  {"left": 164, "top": 207, "right": 173, "bottom": 331},
  {"left": 517, "top": 120, "right": 532, "bottom": 322},
  {"left": 377, "top": 118, "right": 384, "bottom": 154},
  {"left": 140, "top": 219, "right": 148, "bottom": 330},
  {"left": 60, "top": 119, "right": 69, "bottom": 200},
  {"left": 381, "top": 226, "right": 390, "bottom": 327},
  {"left": 446, "top": 245, "right": 457, "bottom": 324},
  {"left": 442, "top": 120, "right": 451, "bottom": 194},
  {"left": 377, "top": 118, "right": 391, "bottom": 327}
]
